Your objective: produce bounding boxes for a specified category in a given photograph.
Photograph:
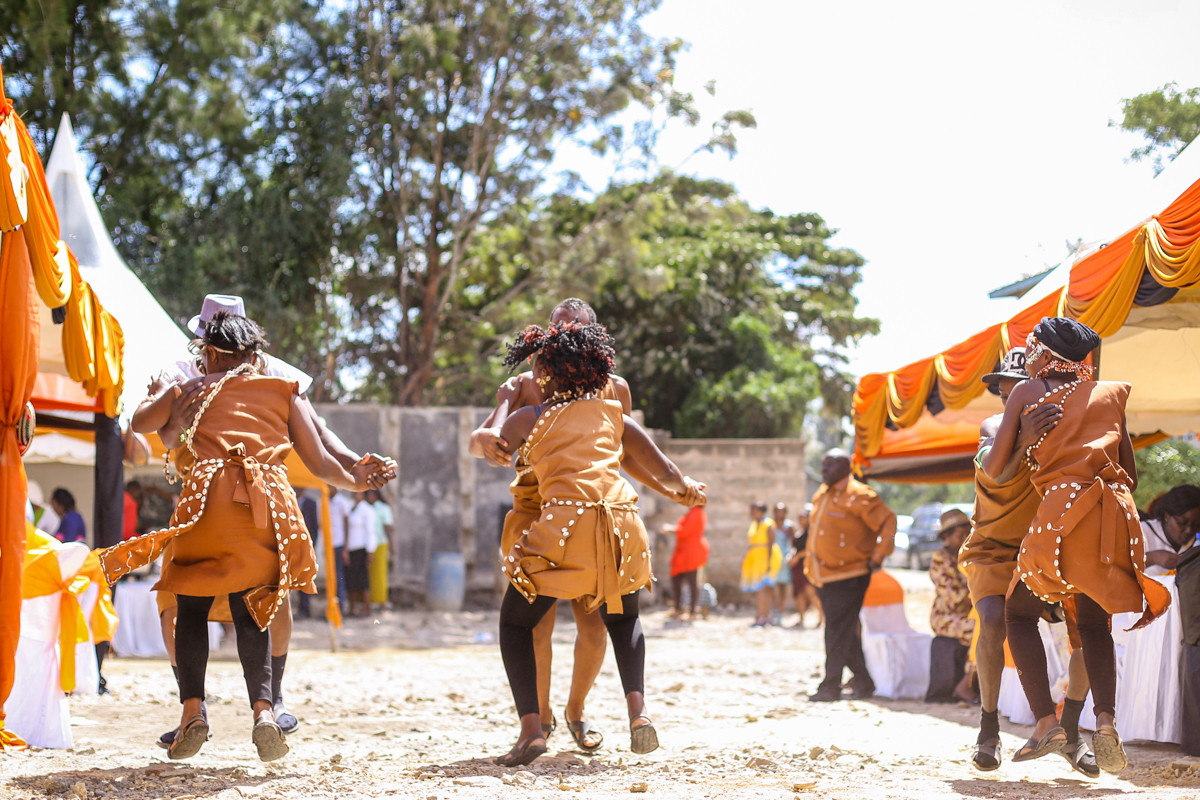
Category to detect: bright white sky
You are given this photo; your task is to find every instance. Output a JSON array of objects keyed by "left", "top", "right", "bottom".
[{"left": 561, "top": 0, "right": 1200, "bottom": 379}]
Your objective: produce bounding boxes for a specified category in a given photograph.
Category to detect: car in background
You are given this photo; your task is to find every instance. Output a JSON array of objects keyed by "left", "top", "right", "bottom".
[
  {"left": 899, "top": 502, "right": 974, "bottom": 570},
  {"left": 883, "top": 515, "right": 914, "bottom": 569}
]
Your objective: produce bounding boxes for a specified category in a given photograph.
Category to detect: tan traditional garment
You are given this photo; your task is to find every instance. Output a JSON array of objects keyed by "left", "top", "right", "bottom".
[
  {"left": 1012, "top": 380, "right": 1170, "bottom": 630},
  {"left": 503, "top": 396, "right": 650, "bottom": 614},
  {"left": 100, "top": 373, "right": 317, "bottom": 630},
  {"left": 960, "top": 457, "right": 1040, "bottom": 605},
  {"left": 499, "top": 380, "right": 622, "bottom": 556}
]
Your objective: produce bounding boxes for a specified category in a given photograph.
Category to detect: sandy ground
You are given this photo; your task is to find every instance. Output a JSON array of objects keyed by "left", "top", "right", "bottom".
[{"left": 4, "top": 572, "right": 1200, "bottom": 800}]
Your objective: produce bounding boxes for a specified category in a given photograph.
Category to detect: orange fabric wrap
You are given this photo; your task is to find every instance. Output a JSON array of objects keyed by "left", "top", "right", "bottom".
[
  {"left": 0, "top": 89, "right": 28, "bottom": 231},
  {"left": 0, "top": 228, "right": 38, "bottom": 730},
  {"left": 862, "top": 569, "right": 904, "bottom": 607},
  {"left": 13, "top": 115, "right": 68, "bottom": 308}
]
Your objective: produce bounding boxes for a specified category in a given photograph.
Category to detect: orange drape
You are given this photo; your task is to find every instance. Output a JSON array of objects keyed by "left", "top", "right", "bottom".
[
  {"left": 853, "top": 177, "right": 1200, "bottom": 469},
  {"left": 320, "top": 488, "right": 342, "bottom": 628},
  {"left": 0, "top": 92, "right": 27, "bottom": 231},
  {"left": 13, "top": 114, "right": 68, "bottom": 309},
  {"left": 0, "top": 227, "right": 39, "bottom": 746}
]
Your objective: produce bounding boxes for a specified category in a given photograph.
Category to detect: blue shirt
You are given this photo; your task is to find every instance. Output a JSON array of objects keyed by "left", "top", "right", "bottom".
[{"left": 56, "top": 511, "right": 87, "bottom": 544}]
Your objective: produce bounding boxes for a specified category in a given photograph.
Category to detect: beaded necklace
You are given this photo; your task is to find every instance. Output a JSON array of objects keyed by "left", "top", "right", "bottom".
[
  {"left": 1024, "top": 378, "right": 1081, "bottom": 468},
  {"left": 163, "top": 361, "right": 261, "bottom": 484}
]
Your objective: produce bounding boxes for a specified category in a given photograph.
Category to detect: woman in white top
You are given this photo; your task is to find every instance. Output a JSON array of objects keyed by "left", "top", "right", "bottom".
[{"left": 1140, "top": 485, "right": 1200, "bottom": 576}]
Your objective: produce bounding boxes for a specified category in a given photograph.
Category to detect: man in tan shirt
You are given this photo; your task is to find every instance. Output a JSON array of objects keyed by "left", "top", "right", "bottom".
[{"left": 805, "top": 449, "right": 897, "bottom": 701}]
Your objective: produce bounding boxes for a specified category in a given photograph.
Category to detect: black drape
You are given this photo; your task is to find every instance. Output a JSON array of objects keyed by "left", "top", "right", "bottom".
[{"left": 93, "top": 413, "right": 124, "bottom": 550}]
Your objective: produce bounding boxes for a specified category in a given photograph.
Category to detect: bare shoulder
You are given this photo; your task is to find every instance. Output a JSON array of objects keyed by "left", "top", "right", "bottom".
[
  {"left": 1007, "top": 379, "right": 1045, "bottom": 408},
  {"left": 608, "top": 374, "right": 633, "bottom": 412}
]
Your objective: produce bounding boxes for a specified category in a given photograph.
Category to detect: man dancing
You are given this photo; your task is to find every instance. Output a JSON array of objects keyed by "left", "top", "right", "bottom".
[{"left": 960, "top": 347, "right": 1096, "bottom": 776}]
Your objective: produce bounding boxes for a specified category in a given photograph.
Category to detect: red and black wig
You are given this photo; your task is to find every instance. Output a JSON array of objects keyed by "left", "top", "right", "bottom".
[{"left": 503, "top": 322, "right": 616, "bottom": 398}]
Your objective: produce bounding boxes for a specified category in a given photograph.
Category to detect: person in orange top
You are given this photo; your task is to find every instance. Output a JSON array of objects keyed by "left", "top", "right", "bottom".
[
  {"left": 122, "top": 481, "right": 143, "bottom": 542},
  {"left": 662, "top": 506, "right": 708, "bottom": 619},
  {"left": 804, "top": 449, "right": 896, "bottom": 702}
]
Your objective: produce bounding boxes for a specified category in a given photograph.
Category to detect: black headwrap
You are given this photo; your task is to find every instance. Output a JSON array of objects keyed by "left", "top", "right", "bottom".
[{"left": 1031, "top": 317, "right": 1099, "bottom": 362}]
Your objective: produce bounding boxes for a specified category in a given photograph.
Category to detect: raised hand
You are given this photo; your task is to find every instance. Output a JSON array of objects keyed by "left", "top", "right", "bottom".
[
  {"left": 1016, "top": 402, "right": 1062, "bottom": 452},
  {"left": 476, "top": 427, "right": 513, "bottom": 467}
]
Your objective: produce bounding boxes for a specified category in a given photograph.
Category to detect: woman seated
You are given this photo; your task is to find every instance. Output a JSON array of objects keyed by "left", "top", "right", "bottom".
[
  {"left": 100, "top": 312, "right": 390, "bottom": 762},
  {"left": 983, "top": 317, "right": 1170, "bottom": 773},
  {"left": 492, "top": 321, "right": 705, "bottom": 767},
  {"left": 1140, "top": 485, "right": 1200, "bottom": 576}
]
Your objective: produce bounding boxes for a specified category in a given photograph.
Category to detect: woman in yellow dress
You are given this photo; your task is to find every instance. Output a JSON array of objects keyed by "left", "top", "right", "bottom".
[
  {"left": 741, "top": 503, "right": 782, "bottom": 626},
  {"left": 492, "top": 321, "right": 705, "bottom": 767}
]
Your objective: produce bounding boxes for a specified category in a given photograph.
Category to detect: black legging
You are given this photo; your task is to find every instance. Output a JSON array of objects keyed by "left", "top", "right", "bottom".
[
  {"left": 176, "top": 589, "right": 273, "bottom": 707},
  {"left": 499, "top": 586, "right": 644, "bottom": 717},
  {"left": 672, "top": 570, "right": 698, "bottom": 614},
  {"left": 1006, "top": 581, "right": 1116, "bottom": 719}
]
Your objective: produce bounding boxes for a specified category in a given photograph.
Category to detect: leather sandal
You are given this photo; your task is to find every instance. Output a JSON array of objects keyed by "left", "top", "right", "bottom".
[
  {"left": 252, "top": 713, "right": 290, "bottom": 763},
  {"left": 971, "top": 737, "right": 1001, "bottom": 771},
  {"left": 494, "top": 734, "right": 548, "bottom": 767},
  {"left": 629, "top": 715, "right": 659, "bottom": 755},
  {"left": 566, "top": 716, "right": 604, "bottom": 753},
  {"left": 168, "top": 713, "right": 210, "bottom": 760},
  {"left": 1092, "top": 724, "right": 1127, "bottom": 773},
  {"left": 1012, "top": 726, "right": 1066, "bottom": 762},
  {"left": 541, "top": 713, "right": 557, "bottom": 741},
  {"left": 1059, "top": 737, "right": 1100, "bottom": 778}
]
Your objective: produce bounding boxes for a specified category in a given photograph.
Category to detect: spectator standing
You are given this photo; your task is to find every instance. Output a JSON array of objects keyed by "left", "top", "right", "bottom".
[
  {"left": 661, "top": 506, "right": 709, "bottom": 619},
  {"left": 367, "top": 488, "right": 395, "bottom": 611},
  {"left": 805, "top": 449, "right": 897, "bottom": 702},
  {"left": 28, "top": 481, "right": 60, "bottom": 535},
  {"left": 786, "top": 503, "right": 823, "bottom": 628},
  {"left": 123, "top": 481, "right": 144, "bottom": 541},
  {"left": 52, "top": 487, "right": 87, "bottom": 545},
  {"left": 740, "top": 503, "right": 781, "bottom": 628},
  {"left": 328, "top": 487, "right": 354, "bottom": 607},
  {"left": 344, "top": 491, "right": 378, "bottom": 618},
  {"left": 771, "top": 503, "right": 795, "bottom": 624},
  {"left": 297, "top": 492, "right": 321, "bottom": 619},
  {"left": 926, "top": 508, "right": 976, "bottom": 703}
]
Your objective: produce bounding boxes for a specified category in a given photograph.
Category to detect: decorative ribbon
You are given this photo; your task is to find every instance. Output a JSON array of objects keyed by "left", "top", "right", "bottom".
[{"left": 22, "top": 529, "right": 90, "bottom": 693}]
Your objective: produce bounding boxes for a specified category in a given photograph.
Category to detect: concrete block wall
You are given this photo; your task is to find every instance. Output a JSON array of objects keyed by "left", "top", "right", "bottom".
[
  {"left": 643, "top": 439, "right": 808, "bottom": 604},
  {"left": 313, "top": 403, "right": 804, "bottom": 605}
]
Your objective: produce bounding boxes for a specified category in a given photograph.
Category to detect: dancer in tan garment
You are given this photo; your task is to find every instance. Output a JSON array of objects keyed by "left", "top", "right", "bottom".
[
  {"left": 102, "top": 313, "right": 389, "bottom": 762},
  {"left": 470, "top": 298, "right": 688, "bottom": 752},
  {"left": 491, "top": 321, "right": 704, "bottom": 766},
  {"left": 984, "top": 317, "right": 1171, "bottom": 774}
]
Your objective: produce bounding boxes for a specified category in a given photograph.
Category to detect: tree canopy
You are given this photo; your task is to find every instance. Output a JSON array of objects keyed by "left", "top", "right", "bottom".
[
  {"left": 1114, "top": 82, "right": 1200, "bottom": 174},
  {"left": 1, "top": 0, "right": 879, "bottom": 435}
]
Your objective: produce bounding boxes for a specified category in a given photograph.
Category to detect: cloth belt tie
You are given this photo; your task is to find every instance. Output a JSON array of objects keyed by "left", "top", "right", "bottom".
[
  {"left": 540, "top": 497, "right": 639, "bottom": 615},
  {"left": 22, "top": 529, "right": 91, "bottom": 693},
  {"left": 227, "top": 444, "right": 270, "bottom": 530},
  {"left": 1047, "top": 464, "right": 1128, "bottom": 566}
]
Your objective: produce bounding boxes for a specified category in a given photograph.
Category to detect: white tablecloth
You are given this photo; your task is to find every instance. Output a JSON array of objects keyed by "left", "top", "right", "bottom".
[
  {"left": 111, "top": 579, "right": 224, "bottom": 658},
  {"left": 111, "top": 580, "right": 169, "bottom": 657},
  {"left": 861, "top": 602, "right": 933, "bottom": 699},
  {"left": 1114, "top": 574, "right": 1182, "bottom": 743}
]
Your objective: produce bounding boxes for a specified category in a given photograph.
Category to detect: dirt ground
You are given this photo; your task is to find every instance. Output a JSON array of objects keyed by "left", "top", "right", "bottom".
[{"left": 3, "top": 572, "right": 1199, "bottom": 800}]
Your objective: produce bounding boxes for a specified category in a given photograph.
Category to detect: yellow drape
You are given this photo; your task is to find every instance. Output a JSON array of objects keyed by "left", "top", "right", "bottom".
[
  {"left": 76, "top": 551, "right": 119, "bottom": 644},
  {"left": 14, "top": 114, "right": 68, "bottom": 309},
  {"left": 21, "top": 527, "right": 90, "bottom": 694}
]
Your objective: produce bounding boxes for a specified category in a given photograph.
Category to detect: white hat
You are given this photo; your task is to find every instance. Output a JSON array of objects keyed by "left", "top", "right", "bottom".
[{"left": 187, "top": 294, "right": 246, "bottom": 337}]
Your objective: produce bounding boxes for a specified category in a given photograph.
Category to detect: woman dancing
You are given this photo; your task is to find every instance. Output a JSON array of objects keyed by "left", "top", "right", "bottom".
[
  {"left": 492, "top": 321, "right": 705, "bottom": 766},
  {"left": 100, "top": 312, "right": 389, "bottom": 761},
  {"left": 470, "top": 298, "right": 695, "bottom": 752},
  {"left": 983, "top": 317, "right": 1170, "bottom": 772}
]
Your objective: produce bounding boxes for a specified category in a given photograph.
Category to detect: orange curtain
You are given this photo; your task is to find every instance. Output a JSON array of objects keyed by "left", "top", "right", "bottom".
[
  {"left": 0, "top": 83, "right": 27, "bottom": 231},
  {"left": 13, "top": 114, "right": 68, "bottom": 309},
  {"left": 0, "top": 227, "right": 39, "bottom": 746}
]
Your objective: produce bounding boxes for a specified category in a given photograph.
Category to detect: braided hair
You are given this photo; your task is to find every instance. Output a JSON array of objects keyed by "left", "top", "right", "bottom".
[
  {"left": 204, "top": 311, "right": 270, "bottom": 355},
  {"left": 503, "top": 321, "right": 615, "bottom": 398}
]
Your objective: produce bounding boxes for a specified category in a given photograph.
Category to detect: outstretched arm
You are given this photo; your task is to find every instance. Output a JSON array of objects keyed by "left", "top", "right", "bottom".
[
  {"left": 289, "top": 395, "right": 386, "bottom": 491},
  {"left": 621, "top": 415, "right": 704, "bottom": 503}
]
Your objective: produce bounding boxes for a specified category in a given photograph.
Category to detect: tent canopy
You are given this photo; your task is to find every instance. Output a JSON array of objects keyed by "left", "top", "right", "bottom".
[
  {"left": 34, "top": 116, "right": 189, "bottom": 422},
  {"left": 854, "top": 142, "right": 1200, "bottom": 483}
]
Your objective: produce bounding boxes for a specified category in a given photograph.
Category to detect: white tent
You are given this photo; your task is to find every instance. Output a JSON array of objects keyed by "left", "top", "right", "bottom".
[{"left": 43, "top": 115, "right": 190, "bottom": 423}]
